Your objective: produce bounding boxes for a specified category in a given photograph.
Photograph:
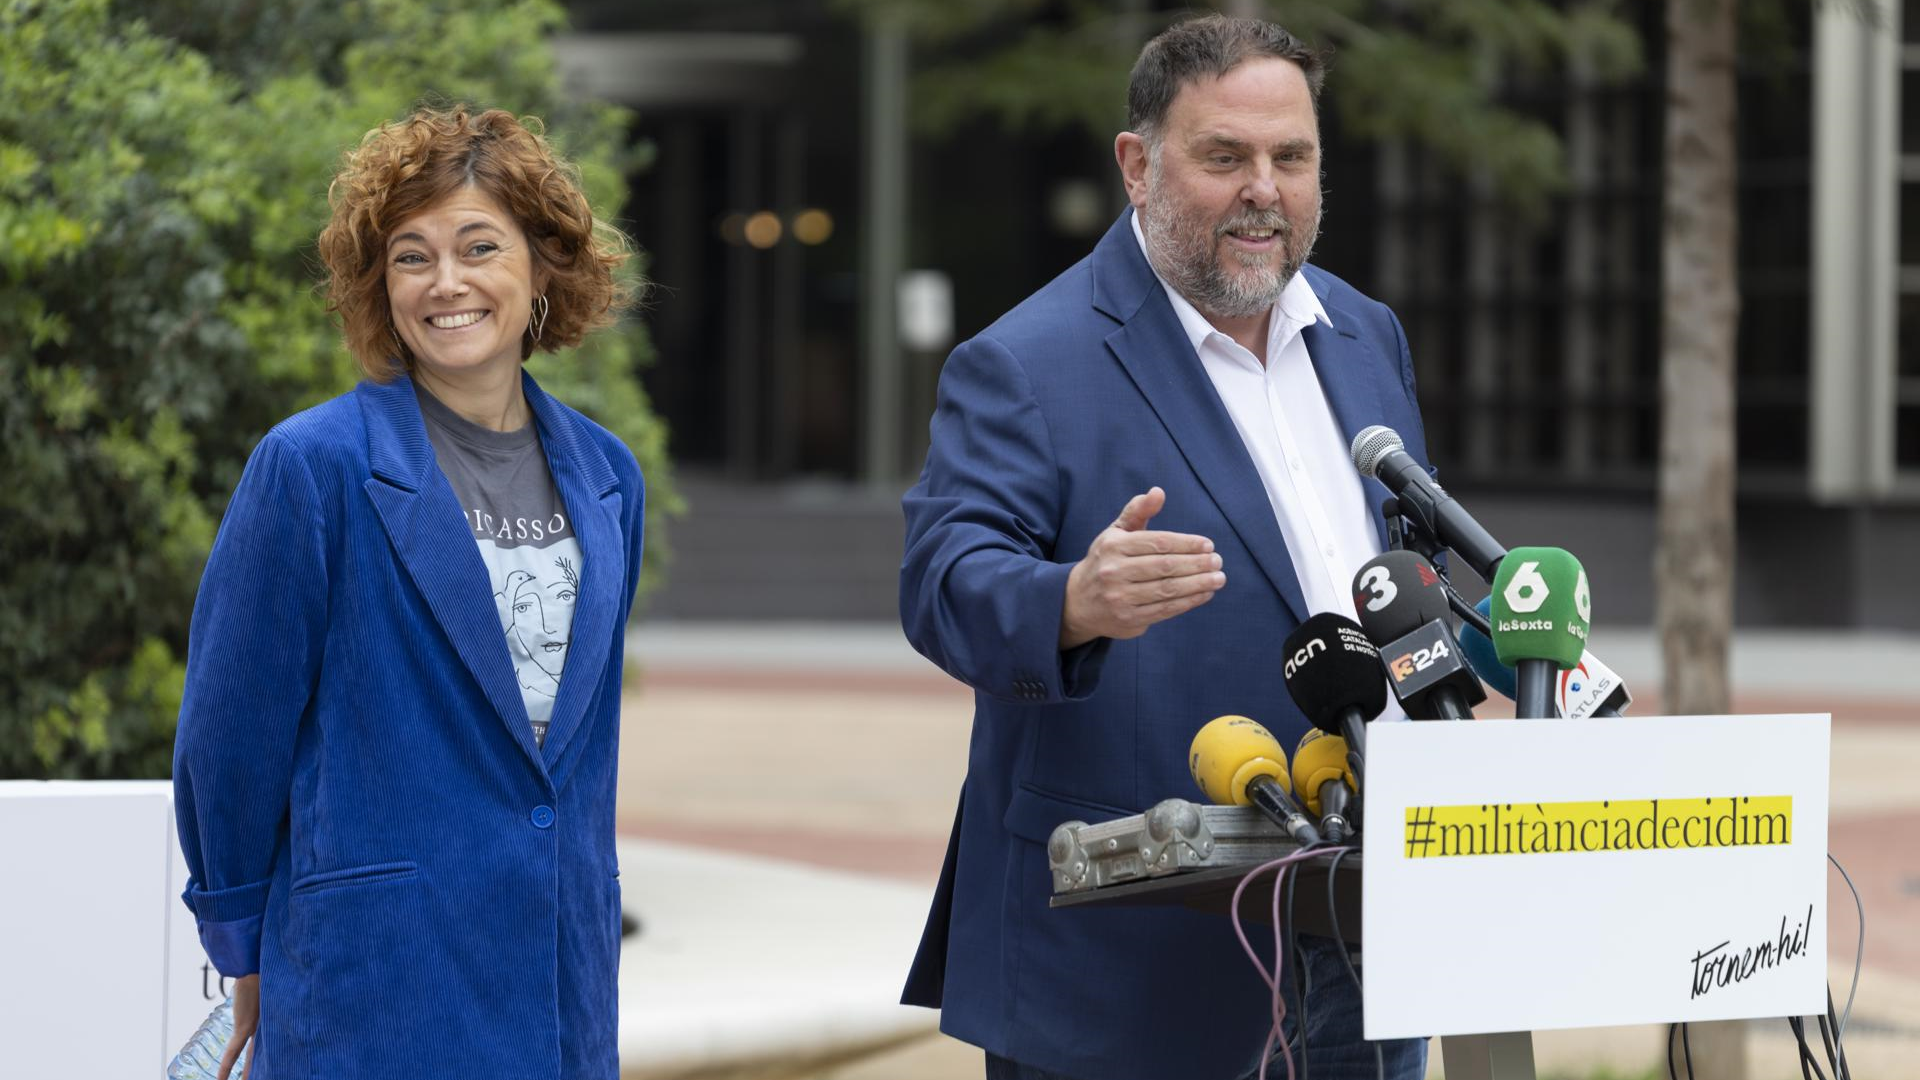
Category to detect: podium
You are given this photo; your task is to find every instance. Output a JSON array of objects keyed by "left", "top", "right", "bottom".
[
  {"left": 1049, "top": 842, "right": 1538, "bottom": 1080},
  {"left": 1045, "top": 714, "right": 1834, "bottom": 1080}
]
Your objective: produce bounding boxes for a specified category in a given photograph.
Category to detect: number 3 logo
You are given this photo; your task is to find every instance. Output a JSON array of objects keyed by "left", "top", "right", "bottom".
[
  {"left": 1502, "top": 560, "right": 1549, "bottom": 613},
  {"left": 1357, "top": 565, "right": 1397, "bottom": 612}
]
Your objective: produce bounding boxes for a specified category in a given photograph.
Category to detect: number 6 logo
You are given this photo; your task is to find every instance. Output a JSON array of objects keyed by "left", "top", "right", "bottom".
[
  {"left": 1503, "top": 560, "right": 1549, "bottom": 613},
  {"left": 1574, "top": 569, "right": 1591, "bottom": 622}
]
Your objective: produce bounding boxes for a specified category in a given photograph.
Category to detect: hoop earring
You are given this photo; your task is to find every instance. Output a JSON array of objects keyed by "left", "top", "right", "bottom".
[{"left": 530, "top": 294, "right": 550, "bottom": 343}]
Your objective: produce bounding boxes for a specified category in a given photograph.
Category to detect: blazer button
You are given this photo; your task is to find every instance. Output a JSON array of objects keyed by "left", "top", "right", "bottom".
[{"left": 531, "top": 805, "right": 555, "bottom": 829}]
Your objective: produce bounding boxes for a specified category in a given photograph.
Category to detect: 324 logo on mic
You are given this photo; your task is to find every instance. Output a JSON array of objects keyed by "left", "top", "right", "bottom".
[{"left": 1389, "top": 639, "right": 1452, "bottom": 683}]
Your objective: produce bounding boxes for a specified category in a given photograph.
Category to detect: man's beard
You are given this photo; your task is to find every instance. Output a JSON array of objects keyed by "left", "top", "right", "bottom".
[{"left": 1141, "top": 161, "right": 1320, "bottom": 321}]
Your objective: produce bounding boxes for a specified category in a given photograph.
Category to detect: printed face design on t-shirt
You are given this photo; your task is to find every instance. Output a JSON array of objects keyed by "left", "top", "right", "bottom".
[{"left": 495, "top": 557, "right": 577, "bottom": 696}]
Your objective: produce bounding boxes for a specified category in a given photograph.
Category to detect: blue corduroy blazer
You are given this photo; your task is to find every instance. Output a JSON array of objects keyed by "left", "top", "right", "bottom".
[
  {"left": 173, "top": 371, "right": 645, "bottom": 1080},
  {"left": 899, "top": 211, "right": 1433, "bottom": 1080}
]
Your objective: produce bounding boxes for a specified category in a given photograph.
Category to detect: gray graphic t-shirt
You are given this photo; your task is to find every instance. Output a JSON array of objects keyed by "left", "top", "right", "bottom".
[{"left": 417, "top": 385, "right": 583, "bottom": 745}]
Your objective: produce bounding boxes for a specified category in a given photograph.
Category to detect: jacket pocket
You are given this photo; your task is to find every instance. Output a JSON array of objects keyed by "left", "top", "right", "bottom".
[
  {"left": 1002, "top": 783, "right": 1135, "bottom": 844},
  {"left": 290, "top": 860, "right": 419, "bottom": 896}
]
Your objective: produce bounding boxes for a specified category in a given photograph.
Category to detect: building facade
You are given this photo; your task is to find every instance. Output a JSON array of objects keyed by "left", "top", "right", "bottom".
[{"left": 560, "top": 0, "right": 1920, "bottom": 628}]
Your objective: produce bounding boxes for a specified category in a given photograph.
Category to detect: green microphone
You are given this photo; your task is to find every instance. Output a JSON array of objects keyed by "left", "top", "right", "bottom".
[{"left": 1490, "top": 546, "right": 1591, "bottom": 719}]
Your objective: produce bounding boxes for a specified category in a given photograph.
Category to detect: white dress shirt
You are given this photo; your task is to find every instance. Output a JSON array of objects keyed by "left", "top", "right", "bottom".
[{"left": 1132, "top": 213, "right": 1408, "bottom": 723}]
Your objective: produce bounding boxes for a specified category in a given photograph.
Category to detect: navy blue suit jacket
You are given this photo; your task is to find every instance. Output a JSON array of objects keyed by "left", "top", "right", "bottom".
[
  {"left": 899, "top": 211, "right": 1432, "bottom": 1080},
  {"left": 173, "top": 372, "right": 644, "bottom": 1080}
]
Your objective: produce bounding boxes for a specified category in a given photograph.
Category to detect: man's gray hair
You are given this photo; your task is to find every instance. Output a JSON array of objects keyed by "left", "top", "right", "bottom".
[{"left": 1127, "top": 14, "right": 1326, "bottom": 144}]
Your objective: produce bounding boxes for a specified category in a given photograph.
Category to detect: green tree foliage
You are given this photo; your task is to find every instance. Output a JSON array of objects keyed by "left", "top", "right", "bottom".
[
  {"left": 0, "top": 0, "right": 679, "bottom": 778},
  {"left": 836, "top": 0, "right": 1644, "bottom": 214}
]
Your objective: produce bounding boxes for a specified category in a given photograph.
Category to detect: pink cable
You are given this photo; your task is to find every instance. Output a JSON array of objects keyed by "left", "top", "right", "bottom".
[{"left": 1230, "top": 846, "right": 1356, "bottom": 1080}]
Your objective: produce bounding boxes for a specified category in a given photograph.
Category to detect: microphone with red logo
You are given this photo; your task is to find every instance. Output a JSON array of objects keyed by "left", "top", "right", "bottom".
[
  {"left": 1351, "top": 550, "right": 1485, "bottom": 720},
  {"left": 1280, "top": 613, "right": 1385, "bottom": 782}
]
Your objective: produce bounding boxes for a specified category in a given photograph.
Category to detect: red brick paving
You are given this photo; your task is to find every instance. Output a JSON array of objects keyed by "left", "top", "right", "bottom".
[
  {"left": 640, "top": 665, "right": 969, "bottom": 698},
  {"left": 624, "top": 667, "right": 1919, "bottom": 982},
  {"left": 618, "top": 817, "right": 950, "bottom": 884},
  {"left": 1827, "top": 811, "right": 1920, "bottom": 982}
]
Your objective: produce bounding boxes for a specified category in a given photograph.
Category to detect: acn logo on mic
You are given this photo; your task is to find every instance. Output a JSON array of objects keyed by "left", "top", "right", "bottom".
[{"left": 1283, "top": 637, "right": 1325, "bottom": 679}]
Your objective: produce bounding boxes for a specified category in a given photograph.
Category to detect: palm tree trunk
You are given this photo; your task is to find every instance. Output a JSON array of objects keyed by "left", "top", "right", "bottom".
[{"left": 1660, "top": 0, "right": 1743, "bottom": 1075}]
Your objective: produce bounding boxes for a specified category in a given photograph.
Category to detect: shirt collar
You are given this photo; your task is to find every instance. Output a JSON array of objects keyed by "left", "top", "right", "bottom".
[{"left": 1130, "top": 208, "right": 1332, "bottom": 359}]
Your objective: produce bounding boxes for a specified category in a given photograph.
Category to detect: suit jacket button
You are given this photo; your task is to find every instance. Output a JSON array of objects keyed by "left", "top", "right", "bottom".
[{"left": 531, "top": 805, "right": 555, "bottom": 829}]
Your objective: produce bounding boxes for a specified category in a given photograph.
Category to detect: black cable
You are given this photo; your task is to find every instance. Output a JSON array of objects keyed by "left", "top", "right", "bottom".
[
  {"left": 1681, "top": 1023, "right": 1694, "bottom": 1080},
  {"left": 1666, "top": 1023, "right": 1679, "bottom": 1080},
  {"left": 1804, "top": 1022, "right": 1830, "bottom": 1080},
  {"left": 1788, "top": 1017, "right": 1809, "bottom": 1080},
  {"left": 1789, "top": 1017, "right": 1829, "bottom": 1080},
  {"left": 1816, "top": 1013, "right": 1839, "bottom": 1080},
  {"left": 1321, "top": 849, "right": 1381, "bottom": 1080},
  {"left": 1824, "top": 987, "right": 1852, "bottom": 1080}
]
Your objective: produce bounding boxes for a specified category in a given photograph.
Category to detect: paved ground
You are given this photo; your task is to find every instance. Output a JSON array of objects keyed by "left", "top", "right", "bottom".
[{"left": 616, "top": 622, "right": 1920, "bottom": 1080}]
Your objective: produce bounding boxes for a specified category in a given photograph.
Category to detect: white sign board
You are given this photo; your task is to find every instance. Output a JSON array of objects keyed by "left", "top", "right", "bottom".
[
  {"left": 0, "top": 781, "right": 225, "bottom": 1071},
  {"left": 1363, "top": 715, "right": 1829, "bottom": 1039}
]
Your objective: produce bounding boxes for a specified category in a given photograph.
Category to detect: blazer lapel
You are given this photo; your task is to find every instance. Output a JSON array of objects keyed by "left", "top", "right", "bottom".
[
  {"left": 1091, "top": 213, "right": 1308, "bottom": 625},
  {"left": 521, "top": 373, "right": 624, "bottom": 770},
  {"left": 1300, "top": 275, "right": 1411, "bottom": 553},
  {"left": 358, "top": 377, "right": 544, "bottom": 770}
]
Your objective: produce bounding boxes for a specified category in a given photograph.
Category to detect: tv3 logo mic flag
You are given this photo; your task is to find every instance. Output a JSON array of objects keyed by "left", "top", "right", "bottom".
[
  {"left": 1490, "top": 546, "right": 1590, "bottom": 670},
  {"left": 1381, "top": 619, "right": 1474, "bottom": 702},
  {"left": 1353, "top": 550, "right": 1448, "bottom": 629}
]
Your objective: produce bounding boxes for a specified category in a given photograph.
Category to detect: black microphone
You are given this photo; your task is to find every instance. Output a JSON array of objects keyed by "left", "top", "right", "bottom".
[
  {"left": 1351, "top": 426, "right": 1508, "bottom": 583},
  {"left": 1351, "top": 550, "right": 1486, "bottom": 720},
  {"left": 1280, "top": 613, "right": 1386, "bottom": 786}
]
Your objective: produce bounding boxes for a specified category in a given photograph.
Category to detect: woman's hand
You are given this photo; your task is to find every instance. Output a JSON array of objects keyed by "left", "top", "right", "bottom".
[{"left": 220, "top": 974, "right": 259, "bottom": 1080}]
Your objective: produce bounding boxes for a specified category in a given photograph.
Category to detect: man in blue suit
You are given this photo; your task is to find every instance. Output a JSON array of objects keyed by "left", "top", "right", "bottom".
[{"left": 900, "top": 14, "right": 1433, "bottom": 1080}]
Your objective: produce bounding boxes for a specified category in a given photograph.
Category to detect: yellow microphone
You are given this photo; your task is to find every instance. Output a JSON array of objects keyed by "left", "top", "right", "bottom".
[
  {"left": 1188, "top": 716, "right": 1323, "bottom": 846},
  {"left": 1291, "top": 728, "right": 1358, "bottom": 842}
]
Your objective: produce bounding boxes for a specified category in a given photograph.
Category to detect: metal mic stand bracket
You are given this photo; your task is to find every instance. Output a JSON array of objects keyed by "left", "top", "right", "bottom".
[
  {"left": 1371, "top": 500, "right": 1541, "bottom": 1079},
  {"left": 1384, "top": 499, "right": 1492, "bottom": 635}
]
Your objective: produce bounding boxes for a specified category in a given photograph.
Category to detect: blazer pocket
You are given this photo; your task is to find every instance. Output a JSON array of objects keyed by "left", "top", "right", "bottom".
[
  {"left": 1003, "top": 783, "right": 1135, "bottom": 844},
  {"left": 290, "top": 860, "right": 420, "bottom": 896}
]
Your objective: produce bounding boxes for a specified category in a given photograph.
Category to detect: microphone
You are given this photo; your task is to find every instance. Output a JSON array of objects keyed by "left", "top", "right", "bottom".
[
  {"left": 1557, "top": 652, "right": 1632, "bottom": 719},
  {"left": 1455, "top": 596, "right": 1519, "bottom": 700},
  {"left": 1189, "top": 715, "right": 1323, "bottom": 847},
  {"left": 1458, "top": 595, "right": 1632, "bottom": 718},
  {"left": 1280, "top": 613, "right": 1386, "bottom": 782},
  {"left": 1351, "top": 426, "right": 1508, "bottom": 582},
  {"left": 1292, "top": 728, "right": 1358, "bottom": 843},
  {"left": 1351, "top": 551, "right": 1486, "bottom": 720},
  {"left": 1489, "top": 547, "right": 1591, "bottom": 719}
]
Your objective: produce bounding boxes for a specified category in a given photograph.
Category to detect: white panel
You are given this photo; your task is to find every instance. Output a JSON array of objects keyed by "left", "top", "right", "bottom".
[
  {"left": 0, "top": 783, "right": 175, "bottom": 1072},
  {"left": 1364, "top": 715, "right": 1830, "bottom": 1038}
]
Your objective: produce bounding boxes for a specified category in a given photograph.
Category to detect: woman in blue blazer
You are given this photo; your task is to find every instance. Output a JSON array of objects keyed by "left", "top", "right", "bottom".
[{"left": 172, "top": 106, "right": 646, "bottom": 1080}]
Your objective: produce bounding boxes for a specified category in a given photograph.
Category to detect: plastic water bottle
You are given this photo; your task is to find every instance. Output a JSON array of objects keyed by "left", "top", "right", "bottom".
[{"left": 167, "top": 997, "right": 250, "bottom": 1079}]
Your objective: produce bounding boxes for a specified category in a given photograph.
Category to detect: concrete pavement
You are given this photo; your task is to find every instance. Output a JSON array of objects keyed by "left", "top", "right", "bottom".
[{"left": 617, "top": 621, "right": 1920, "bottom": 1079}]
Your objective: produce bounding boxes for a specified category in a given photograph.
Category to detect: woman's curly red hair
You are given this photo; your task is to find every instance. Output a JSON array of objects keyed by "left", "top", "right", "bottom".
[{"left": 318, "top": 105, "right": 636, "bottom": 381}]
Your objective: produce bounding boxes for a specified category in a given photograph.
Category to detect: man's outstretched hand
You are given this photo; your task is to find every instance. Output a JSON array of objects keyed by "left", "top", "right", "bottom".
[{"left": 1059, "top": 487, "right": 1224, "bottom": 650}]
